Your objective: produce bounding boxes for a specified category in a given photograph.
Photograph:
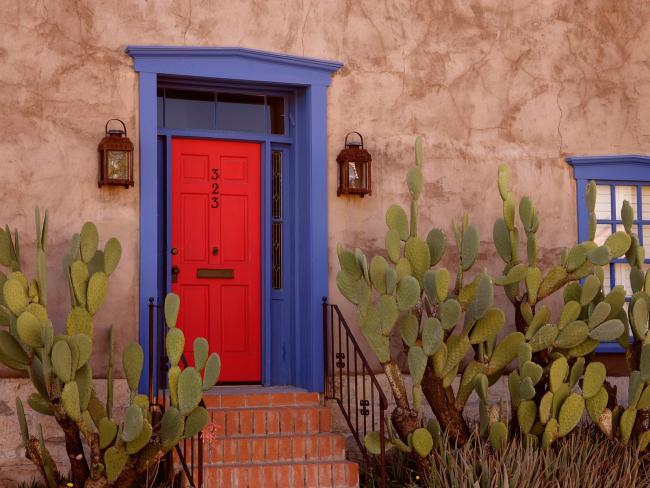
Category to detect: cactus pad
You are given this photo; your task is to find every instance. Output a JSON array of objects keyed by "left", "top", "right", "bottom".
[
  {"left": 580, "top": 275, "right": 600, "bottom": 306},
  {"left": 588, "top": 319, "right": 624, "bottom": 342},
  {"left": 203, "top": 352, "right": 221, "bottom": 390},
  {"left": 554, "top": 320, "right": 589, "bottom": 349},
  {"left": 404, "top": 237, "right": 430, "bottom": 282},
  {"left": 168, "top": 365, "right": 181, "bottom": 407},
  {"left": 582, "top": 362, "right": 606, "bottom": 399},
  {"left": 558, "top": 393, "right": 584, "bottom": 437},
  {"left": 178, "top": 367, "right": 203, "bottom": 416},
  {"left": 549, "top": 357, "right": 568, "bottom": 392},
  {"left": 539, "top": 391, "right": 553, "bottom": 424},
  {"left": 62, "top": 381, "right": 81, "bottom": 421},
  {"left": 378, "top": 295, "right": 399, "bottom": 335},
  {"left": 399, "top": 314, "right": 419, "bottom": 347},
  {"left": 421, "top": 317, "right": 442, "bottom": 356},
  {"left": 559, "top": 301, "right": 581, "bottom": 328},
  {"left": 396, "top": 275, "right": 420, "bottom": 311},
  {"left": 539, "top": 266, "right": 568, "bottom": 299},
  {"left": 589, "top": 301, "right": 611, "bottom": 329},
  {"left": 27, "top": 393, "right": 53, "bottom": 416},
  {"left": 3, "top": 278, "right": 27, "bottom": 316},
  {"left": 443, "top": 334, "right": 471, "bottom": 377},
  {"left": 569, "top": 357, "right": 585, "bottom": 388},
  {"left": 51, "top": 340, "right": 73, "bottom": 383},
  {"left": 517, "top": 400, "right": 537, "bottom": 434},
  {"left": 103, "top": 237, "right": 122, "bottom": 276},
  {"left": 166, "top": 327, "right": 185, "bottom": 366},
  {"left": 104, "top": 446, "right": 127, "bottom": 483},
  {"left": 385, "top": 205, "right": 409, "bottom": 241},
  {"left": 529, "top": 324, "right": 558, "bottom": 352},
  {"left": 184, "top": 406, "right": 209, "bottom": 439},
  {"left": 493, "top": 219, "right": 511, "bottom": 263},
  {"left": 385, "top": 229, "right": 401, "bottom": 263},
  {"left": 99, "top": 418, "right": 118, "bottom": 449},
  {"left": 461, "top": 225, "right": 479, "bottom": 271},
  {"left": 605, "top": 231, "right": 632, "bottom": 258},
  {"left": 66, "top": 306, "right": 93, "bottom": 336},
  {"left": 193, "top": 337, "right": 209, "bottom": 371},
  {"left": 369, "top": 256, "right": 388, "bottom": 293},
  {"left": 407, "top": 346, "right": 427, "bottom": 385},
  {"left": 489, "top": 421, "right": 508, "bottom": 450},
  {"left": 426, "top": 228, "right": 446, "bottom": 266},
  {"left": 86, "top": 272, "right": 108, "bottom": 316},
  {"left": 633, "top": 299, "right": 649, "bottom": 339},
  {"left": 122, "top": 342, "right": 144, "bottom": 392},
  {"left": 70, "top": 260, "right": 89, "bottom": 306},
  {"left": 126, "top": 419, "right": 152, "bottom": 455},
  {"left": 17, "top": 311, "right": 43, "bottom": 348},
  {"left": 122, "top": 404, "right": 144, "bottom": 442},
  {"left": 161, "top": 407, "right": 184, "bottom": 450},
  {"left": 620, "top": 408, "right": 636, "bottom": 444},
  {"left": 521, "top": 361, "right": 543, "bottom": 385},
  {"left": 440, "top": 299, "right": 461, "bottom": 330},
  {"left": 488, "top": 332, "right": 524, "bottom": 373},
  {"left": 469, "top": 308, "right": 504, "bottom": 344},
  {"left": 411, "top": 428, "right": 434, "bottom": 458}
]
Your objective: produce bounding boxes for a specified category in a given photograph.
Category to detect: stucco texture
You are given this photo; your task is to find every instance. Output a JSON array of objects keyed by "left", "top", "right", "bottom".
[{"left": 1, "top": 1, "right": 650, "bottom": 367}]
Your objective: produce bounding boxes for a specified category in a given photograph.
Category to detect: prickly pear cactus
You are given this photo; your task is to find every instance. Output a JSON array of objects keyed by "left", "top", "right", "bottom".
[
  {"left": 0, "top": 213, "right": 221, "bottom": 488},
  {"left": 346, "top": 139, "right": 650, "bottom": 467}
]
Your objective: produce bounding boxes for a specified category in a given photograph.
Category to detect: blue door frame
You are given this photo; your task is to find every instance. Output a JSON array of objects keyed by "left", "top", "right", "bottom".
[{"left": 127, "top": 47, "right": 342, "bottom": 392}]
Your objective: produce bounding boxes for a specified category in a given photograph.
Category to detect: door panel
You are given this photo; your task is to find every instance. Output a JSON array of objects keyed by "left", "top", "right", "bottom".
[{"left": 171, "top": 138, "right": 261, "bottom": 382}]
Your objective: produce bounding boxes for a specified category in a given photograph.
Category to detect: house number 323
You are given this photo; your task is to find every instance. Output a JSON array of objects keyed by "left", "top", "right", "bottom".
[{"left": 211, "top": 168, "right": 219, "bottom": 208}]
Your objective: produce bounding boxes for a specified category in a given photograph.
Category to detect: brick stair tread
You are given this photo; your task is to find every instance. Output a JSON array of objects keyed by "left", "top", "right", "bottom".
[
  {"left": 205, "top": 459, "right": 359, "bottom": 488},
  {"left": 208, "top": 405, "right": 333, "bottom": 437},
  {"left": 203, "top": 392, "right": 320, "bottom": 408},
  {"left": 206, "top": 433, "right": 347, "bottom": 463}
]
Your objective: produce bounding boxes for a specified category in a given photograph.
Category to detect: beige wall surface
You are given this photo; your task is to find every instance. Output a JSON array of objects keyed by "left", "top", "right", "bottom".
[{"left": 1, "top": 0, "right": 650, "bottom": 377}]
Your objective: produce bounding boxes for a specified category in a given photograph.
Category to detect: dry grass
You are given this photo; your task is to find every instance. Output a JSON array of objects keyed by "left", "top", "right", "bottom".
[{"left": 363, "top": 427, "right": 650, "bottom": 488}]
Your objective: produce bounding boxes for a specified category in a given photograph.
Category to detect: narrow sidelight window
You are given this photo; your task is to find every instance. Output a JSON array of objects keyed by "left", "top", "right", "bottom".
[{"left": 271, "top": 150, "right": 283, "bottom": 289}]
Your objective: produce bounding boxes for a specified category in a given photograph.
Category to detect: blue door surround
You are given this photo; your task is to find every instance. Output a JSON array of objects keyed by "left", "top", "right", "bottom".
[{"left": 126, "top": 46, "right": 342, "bottom": 392}]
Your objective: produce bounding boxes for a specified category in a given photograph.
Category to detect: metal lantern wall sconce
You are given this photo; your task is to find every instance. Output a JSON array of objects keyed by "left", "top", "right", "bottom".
[
  {"left": 336, "top": 131, "right": 372, "bottom": 197},
  {"left": 98, "top": 119, "right": 134, "bottom": 188}
]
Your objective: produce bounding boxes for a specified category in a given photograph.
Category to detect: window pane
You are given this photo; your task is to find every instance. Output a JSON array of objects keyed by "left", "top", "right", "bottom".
[
  {"left": 164, "top": 89, "right": 215, "bottom": 129},
  {"left": 613, "top": 263, "right": 632, "bottom": 296},
  {"left": 272, "top": 222, "right": 282, "bottom": 290},
  {"left": 272, "top": 151, "right": 282, "bottom": 219},
  {"left": 643, "top": 225, "right": 650, "bottom": 257},
  {"left": 268, "top": 96, "right": 285, "bottom": 134},
  {"left": 595, "top": 185, "right": 611, "bottom": 219},
  {"left": 616, "top": 186, "right": 637, "bottom": 220},
  {"left": 642, "top": 187, "right": 650, "bottom": 220},
  {"left": 594, "top": 224, "right": 612, "bottom": 246},
  {"left": 602, "top": 264, "right": 611, "bottom": 294},
  {"left": 216, "top": 93, "right": 265, "bottom": 132}
]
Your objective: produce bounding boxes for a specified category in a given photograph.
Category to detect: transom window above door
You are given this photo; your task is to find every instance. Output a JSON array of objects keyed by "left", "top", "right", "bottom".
[{"left": 157, "top": 87, "right": 286, "bottom": 134}]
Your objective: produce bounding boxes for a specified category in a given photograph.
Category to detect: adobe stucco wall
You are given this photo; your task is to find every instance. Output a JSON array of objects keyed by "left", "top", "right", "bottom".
[
  {"left": 2, "top": 0, "right": 649, "bottom": 373},
  {"left": 0, "top": 0, "right": 650, "bottom": 482}
]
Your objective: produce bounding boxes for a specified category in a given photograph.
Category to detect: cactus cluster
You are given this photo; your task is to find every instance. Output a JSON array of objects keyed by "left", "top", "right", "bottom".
[
  {"left": 338, "top": 138, "right": 650, "bottom": 477},
  {"left": 0, "top": 214, "right": 220, "bottom": 487}
]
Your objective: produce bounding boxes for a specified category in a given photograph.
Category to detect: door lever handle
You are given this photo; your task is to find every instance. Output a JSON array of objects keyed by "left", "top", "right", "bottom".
[{"left": 171, "top": 266, "right": 180, "bottom": 283}]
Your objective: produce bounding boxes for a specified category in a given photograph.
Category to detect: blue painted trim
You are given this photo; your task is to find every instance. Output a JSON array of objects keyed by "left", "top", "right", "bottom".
[
  {"left": 567, "top": 155, "right": 650, "bottom": 354},
  {"left": 567, "top": 155, "right": 650, "bottom": 181},
  {"left": 126, "top": 46, "right": 342, "bottom": 87},
  {"left": 137, "top": 72, "right": 158, "bottom": 393},
  {"left": 129, "top": 47, "right": 342, "bottom": 392}
]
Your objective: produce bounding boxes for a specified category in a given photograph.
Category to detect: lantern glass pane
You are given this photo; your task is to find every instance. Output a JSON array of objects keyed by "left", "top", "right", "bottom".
[
  {"left": 165, "top": 89, "right": 215, "bottom": 129},
  {"left": 107, "top": 151, "right": 129, "bottom": 180},
  {"left": 216, "top": 93, "right": 265, "bottom": 133},
  {"left": 347, "top": 162, "right": 367, "bottom": 190}
]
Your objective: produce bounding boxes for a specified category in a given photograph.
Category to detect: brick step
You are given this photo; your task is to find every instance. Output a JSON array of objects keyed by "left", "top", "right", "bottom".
[
  {"left": 207, "top": 433, "right": 346, "bottom": 463},
  {"left": 205, "top": 460, "right": 359, "bottom": 487},
  {"left": 208, "top": 405, "right": 332, "bottom": 437},
  {"left": 203, "top": 391, "right": 320, "bottom": 408}
]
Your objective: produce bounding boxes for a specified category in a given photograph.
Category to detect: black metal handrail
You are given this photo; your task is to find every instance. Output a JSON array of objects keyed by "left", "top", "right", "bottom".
[
  {"left": 322, "top": 298, "right": 387, "bottom": 488},
  {"left": 148, "top": 298, "right": 204, "bottom": 488}
]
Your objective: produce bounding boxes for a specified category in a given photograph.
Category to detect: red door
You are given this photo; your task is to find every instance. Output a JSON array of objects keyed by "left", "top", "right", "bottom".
[{"left": 171, "top": 138, "right": 261, "bottom": 382}]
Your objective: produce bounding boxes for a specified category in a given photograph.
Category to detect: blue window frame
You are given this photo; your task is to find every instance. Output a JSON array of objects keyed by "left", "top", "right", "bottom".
[{"left": 567, "top": 155, "right": 650, "bottom": 352}]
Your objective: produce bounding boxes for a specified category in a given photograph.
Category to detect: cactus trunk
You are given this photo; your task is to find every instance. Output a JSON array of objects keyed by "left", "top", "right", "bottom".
[{"left": 421, "top": 364, "right": 470, "bottom": 445}]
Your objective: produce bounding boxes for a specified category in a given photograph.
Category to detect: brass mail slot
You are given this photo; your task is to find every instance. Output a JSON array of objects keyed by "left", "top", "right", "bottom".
[{"left": 196, "top": 268, "right": 234, "bottom": 279}]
